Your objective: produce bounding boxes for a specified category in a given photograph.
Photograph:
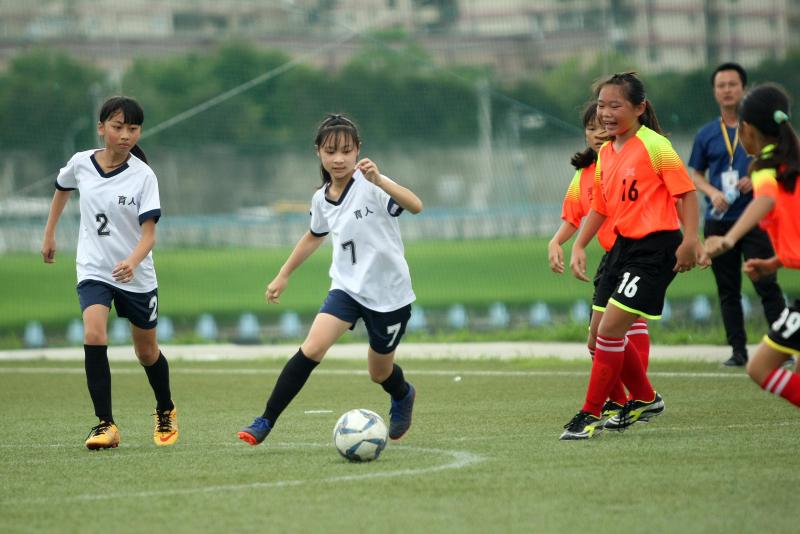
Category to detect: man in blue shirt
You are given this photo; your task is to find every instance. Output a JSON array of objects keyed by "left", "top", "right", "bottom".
[{"left": 689, "top": 62, "right": 785, "bottom": 367}]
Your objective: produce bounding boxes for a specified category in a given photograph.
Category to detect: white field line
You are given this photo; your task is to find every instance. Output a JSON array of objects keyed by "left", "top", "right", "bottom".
[
  {"left": 0, "top": 342, "right": 744, "bottom": 362},
  {"left": 0, "top": 367, "right": 749, "bottom": 379},
  {"left": 0, "top": 444, "right": 484, "bottom": 506}
]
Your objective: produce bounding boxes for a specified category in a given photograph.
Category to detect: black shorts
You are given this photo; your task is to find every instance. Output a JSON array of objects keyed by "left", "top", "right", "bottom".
[
  {"left": 320, "top": 289, "right": 411, "bottom": 355},
  {"left": 593, "top": 230, "right": 682, "bottom": 319},
  {"left": 77, "top": 279, "right": 159, "bottom": 330},
  {"left": 591, "top": 252, "right": 610, "bottom": 313},
  {"left": 765, "top": 299, "right": 800, "bottom": 355}
]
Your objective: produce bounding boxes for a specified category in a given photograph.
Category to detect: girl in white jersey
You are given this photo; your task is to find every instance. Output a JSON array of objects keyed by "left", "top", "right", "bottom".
[
  {"left": 42, "top": 97, "right": 178, "bottom": 450},
  {"left": 239, "top": 114, "right": 423, "bottom": 446}
]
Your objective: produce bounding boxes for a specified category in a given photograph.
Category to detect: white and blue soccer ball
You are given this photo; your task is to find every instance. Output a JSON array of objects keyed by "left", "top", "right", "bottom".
[{"left": 333, "top": 408, "right": 388, "bottom": 462}]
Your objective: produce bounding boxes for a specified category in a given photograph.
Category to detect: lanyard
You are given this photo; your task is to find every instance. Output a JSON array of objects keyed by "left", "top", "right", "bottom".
[{"left": 719, "top": 118, "right": 739, "bottom": 167}]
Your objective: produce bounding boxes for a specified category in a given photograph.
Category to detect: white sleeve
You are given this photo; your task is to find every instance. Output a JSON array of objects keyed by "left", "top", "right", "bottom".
[
  {"left": 309, "top": 194, "right": 329, "bottom": 236},
  {"left": 55, "top": 154, "right": 78, "bottom": 190},
  {"left": 138, "top": 172, "right": 162, "bottom": 224},
  {"left": 373, "top": 177, "right": 404, "bottom": 217}
]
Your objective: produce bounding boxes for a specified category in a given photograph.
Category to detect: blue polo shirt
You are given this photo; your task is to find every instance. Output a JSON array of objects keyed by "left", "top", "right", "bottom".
[{"left": 688, "top": 118, "right": 753, "bottom": 221}]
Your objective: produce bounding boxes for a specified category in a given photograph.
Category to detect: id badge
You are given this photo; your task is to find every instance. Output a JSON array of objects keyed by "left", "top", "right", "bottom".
[{"left": 720, "top": 168, "right": 739, "bottom": 199}]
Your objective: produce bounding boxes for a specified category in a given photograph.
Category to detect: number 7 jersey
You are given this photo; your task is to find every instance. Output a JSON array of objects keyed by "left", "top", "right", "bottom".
[
  {"left": 309, "top": 169, "right": 416, "bottom": 312},
  {"left": 56, "top": 149, "right": 161, "bottom": 293}
]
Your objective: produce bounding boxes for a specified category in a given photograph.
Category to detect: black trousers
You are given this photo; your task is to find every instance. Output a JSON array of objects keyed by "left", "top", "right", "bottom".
[{"left": 704, "top": 219, "right": 785, "bottom": 354}]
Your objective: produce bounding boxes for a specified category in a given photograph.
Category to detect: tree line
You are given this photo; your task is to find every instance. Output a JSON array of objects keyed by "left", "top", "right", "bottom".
[{"left": 2, "top": 38, "right": 799, "bottom": 171}]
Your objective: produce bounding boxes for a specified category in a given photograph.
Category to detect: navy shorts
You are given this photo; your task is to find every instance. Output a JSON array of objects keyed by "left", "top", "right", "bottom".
[
  {"left": 593, "top": 230, "right": 682, "bottom": 320},
  {"left": 319, "top": 289, "right": 411, "bottom": 354},
  {"left": 77, "top": 279, "right": 159, "bottom": 329},
  {"left": 765, "top": 299, "right": 800, "bottom": 355}
]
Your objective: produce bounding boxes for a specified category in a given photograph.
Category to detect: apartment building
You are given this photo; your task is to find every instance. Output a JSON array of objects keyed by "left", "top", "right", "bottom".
[{"left": 0, "top": 0, "right": 796, "bottom": 77}]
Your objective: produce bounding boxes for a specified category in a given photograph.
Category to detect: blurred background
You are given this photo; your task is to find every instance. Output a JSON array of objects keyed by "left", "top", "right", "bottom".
[{"left": 2, "top": 0, "right": 800, "bottom": 348}]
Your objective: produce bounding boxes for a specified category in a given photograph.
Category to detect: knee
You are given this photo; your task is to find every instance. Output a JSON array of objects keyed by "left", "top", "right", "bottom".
[
  {"left": 83, "top": 328, "right": 107, "bottom": 346},
  {"left": 369, "top": 369, "right": 390, "bottom": 383},
  {"left": 299, "top": 342, "right": 326, "bottom": 362},
  {"left": 135, "top": 343, "right": 160, "bottom": 366}
]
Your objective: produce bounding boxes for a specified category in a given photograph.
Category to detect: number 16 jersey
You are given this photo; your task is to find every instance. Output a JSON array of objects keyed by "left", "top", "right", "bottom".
[
  {"left": 593, "top": 126, "right": 695, "bottom": 239},
  {"left": 56, "top": 149, "right": 161, "bottom": 293},
  {"left": 309, "top": 169, "right": 416, "bottom": 312}
]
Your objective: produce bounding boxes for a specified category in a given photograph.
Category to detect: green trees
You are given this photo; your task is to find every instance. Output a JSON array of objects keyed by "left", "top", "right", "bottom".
[
  {"left": 1, "top": 41, "right": 799, "bottom": 160},
  {"left": 0, "top": 49, "right": 102, "bottom": 166}
]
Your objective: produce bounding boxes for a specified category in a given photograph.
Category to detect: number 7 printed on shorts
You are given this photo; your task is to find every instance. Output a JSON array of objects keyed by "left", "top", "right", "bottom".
[{"left": 386, "top": 322, "right": 401, "bottom": 349}]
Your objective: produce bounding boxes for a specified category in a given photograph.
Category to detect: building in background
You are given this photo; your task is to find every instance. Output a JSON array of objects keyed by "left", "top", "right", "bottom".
[{"left": 0, "top": 0, "right": 797, "bottom": 79}]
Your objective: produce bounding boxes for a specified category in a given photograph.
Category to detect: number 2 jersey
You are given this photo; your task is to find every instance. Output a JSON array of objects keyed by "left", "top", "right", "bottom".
[
  {"left": 309, "top": 169, "right": 415, "bottom": 312},
  {"left": 55, "top": 149, "right": 161, "bottom": 293},
  {"left": 592, "top": 125, "right": 695, "bottom": 239}
]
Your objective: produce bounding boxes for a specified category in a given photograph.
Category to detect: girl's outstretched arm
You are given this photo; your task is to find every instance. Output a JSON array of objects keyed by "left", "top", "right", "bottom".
[
  {"left": 41, "top": 190, "right": 71, "bottom": 263},
  {"left": 705, "top": 195, "right": 775, "bottom": 258},
  {"left": 266, "top": 231, "right": 327, "bottom": 304},
  {"left": 358, "top": 158, "right": 423, "bottom": 214}
]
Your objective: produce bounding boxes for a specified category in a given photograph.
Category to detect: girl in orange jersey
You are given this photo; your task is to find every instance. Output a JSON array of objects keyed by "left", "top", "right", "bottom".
[
  {"left": 548, "top": 101, "right": 650, "bottom": 418},
  {"left": 705, "top": 83, "right": 800, "bottom": 407},
  {"left": 561, "top": 72, "right": 700, "bottom": 440}
]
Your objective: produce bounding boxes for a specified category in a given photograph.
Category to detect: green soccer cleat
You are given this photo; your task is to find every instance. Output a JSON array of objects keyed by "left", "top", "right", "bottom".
[
  {"left": 560, "top": 411, "right": 604, "bottom": 440},
  {"left": 605, "top": 392, "right": 664, "bottom": 431},
  {"left": 601, "top": 400, "right": 624, "bottom": 421}
]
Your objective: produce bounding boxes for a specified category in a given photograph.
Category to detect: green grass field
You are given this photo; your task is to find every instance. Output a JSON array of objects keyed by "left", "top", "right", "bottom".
[
  {"left": 1, "top": 356, "right": 798, "bottom": 533},
  {"left": 5, "top": 238, "right": 800, "bottom": 340}
]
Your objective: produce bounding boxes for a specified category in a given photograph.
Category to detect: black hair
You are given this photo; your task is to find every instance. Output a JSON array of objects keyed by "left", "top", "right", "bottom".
[
  {"left": 740, "top": 83, "right": 800, "bottom": 192},
  {"left": 314, "top": 114, "right": 360, "bottom": 187},
  {"left": 594, "top": 71, "right": 662, "bottom": 134},
  {"left": 570, "top": 100, "right": 599, "bottom": 169},
  {"left": 98, "top": 96, "right": 147, "bottom": 163},
  {"left": 711, "top": 62, "right": 747, "bottom": 88}
]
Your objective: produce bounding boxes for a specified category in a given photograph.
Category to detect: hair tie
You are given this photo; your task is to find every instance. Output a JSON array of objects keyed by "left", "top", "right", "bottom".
[{"left": 774, "top": 110, "right": 789, "bottom": 124}]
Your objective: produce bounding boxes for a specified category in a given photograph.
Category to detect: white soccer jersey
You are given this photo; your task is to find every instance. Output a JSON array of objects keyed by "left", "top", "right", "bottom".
[
  {"left": 56, "top": 149, "right": 161, "bottom": 293},
  {"left": 309, "top": 169, "right": 415, "bottom": 312}
]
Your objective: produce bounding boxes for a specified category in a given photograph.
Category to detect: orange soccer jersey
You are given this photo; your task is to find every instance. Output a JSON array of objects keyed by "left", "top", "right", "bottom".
[
  {"left": 561, "top": 163, "right": 616, "bottom": 251},
  {"left": 752, "top": 164, "right": 800, "bottom": 269},
  {"left": 593, "top": 126, "right": 695, "bottom": 239}
]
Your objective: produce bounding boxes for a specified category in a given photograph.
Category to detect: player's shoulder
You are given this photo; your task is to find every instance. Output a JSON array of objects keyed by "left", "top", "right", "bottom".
[
  {"left": 69, "top": 149, "right": 96, "bottom": 164},
  {"left": 752, "top": 166, "right": 778, "bottom": 185},
  {"left": 310, "top": 184, "right": 327, "bottom": 204},
  {"left": 636, "top": 126, "right": 675, "bottom": 154},
  {"left": 128, "top": 154, "right": 157, "bottom": 178}
]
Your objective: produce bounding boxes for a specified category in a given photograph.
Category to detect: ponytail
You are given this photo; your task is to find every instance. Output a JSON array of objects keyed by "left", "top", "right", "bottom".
[
  {"left": 771, "top": 120, "right": 800, "bottom": 192},
  {"left": 640, "top": 101, "right": 663, "bottom": 135},
  {"left": 570, "top": 147, "right": 597, "bottom": 169},
  {"left": 570, "top": 100, "right": 601, "bottom": 169},
  {"left": 130, "top": 144, "right": 148, "bottom": 164},
  {"left": 742, "top": 83, "right": 800, "bottom": 192}
]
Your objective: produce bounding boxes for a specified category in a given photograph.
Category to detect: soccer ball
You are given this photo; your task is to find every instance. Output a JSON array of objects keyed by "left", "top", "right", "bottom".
[{"left": 332, "top": 408, "right": 388, "bottom": 462}]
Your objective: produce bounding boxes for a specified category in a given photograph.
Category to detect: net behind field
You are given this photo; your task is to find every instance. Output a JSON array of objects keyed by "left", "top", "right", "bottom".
[{"left": 1, "top": 0, "right": 799, "bottom": 345}]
